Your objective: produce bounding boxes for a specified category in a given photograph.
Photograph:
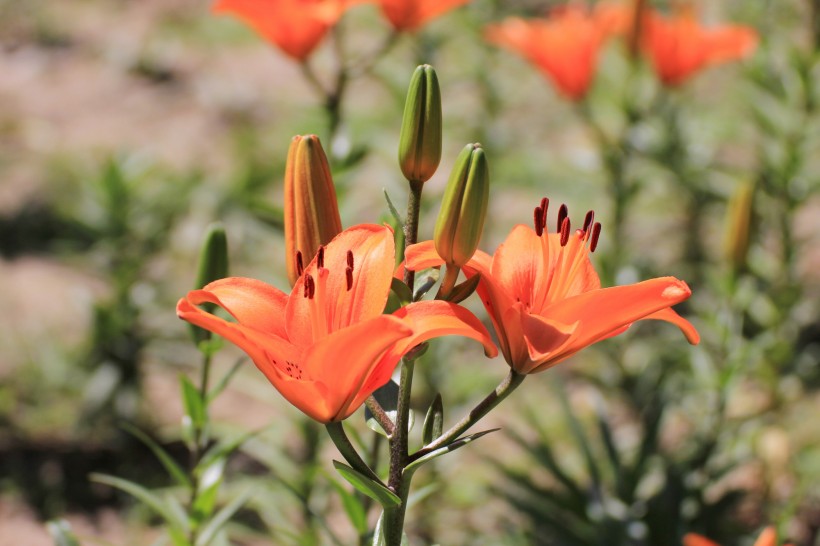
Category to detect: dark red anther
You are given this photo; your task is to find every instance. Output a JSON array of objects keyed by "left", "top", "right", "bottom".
[
  {"left": 582, "top": 210, "right": 594, "bottom": 233},
  {"left": 589, "top": 222, "right": 602, "bottom": 253},
  {"left": 317, "top": 246, "right": 325, "bottom": 269},
  {"left": 540, "top": 197, "right": 548, "bottom": 232},
  {"left": 303, "top": 274, "right": 315, "bottom": 299},
  {"left": 345, "top": 267, "right": 353, "bottom": 291},
  {"left": 346, "top": 250, "right": 354, "bottom": 270},
  {"left": 557, "top": 204, "right": 568, "bottom": 233},
  {"left": 560, "top": 217, "right": 571, "bottom": 246},
  {"left": 296, "top": 251, "right": 304, "bottom": 277},
  {"left": 534, "top": 206, "right": 544, "bottom": 236}
]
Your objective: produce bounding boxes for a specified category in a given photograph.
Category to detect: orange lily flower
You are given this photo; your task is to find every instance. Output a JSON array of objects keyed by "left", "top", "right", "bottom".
[
  {"left": 213, "top": 0, "right": 364, "bottom": 60},
  {"left": 485, "top": 6, "right": 620, "bottom": 101},
  {"left": 177, "top": 224, "right": 497, "bottom": 423},
  {"left": 684, "top": 526, "right": 792, "bottom": 546},
  {"left": 406, "top": 199, "right": 699, "bottom": 374},
  {"left": 378, "top": 0, "right": 471, "bottom": 32},
  {"left": 642, "top": 6, "right": 758, "bottom": 86}
]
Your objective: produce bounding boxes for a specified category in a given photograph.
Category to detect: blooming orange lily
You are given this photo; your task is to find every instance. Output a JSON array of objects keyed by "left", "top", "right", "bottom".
[
  {"left": 406, "top": 199, "right": 699, "bottom": 374},
  {"left": 378, "top": 0, "right": 471, "bottom": 32},
  {"left": 684, "top": 526, "right": 792, "bottom": 546},
  {"left": 178, "top": 224, "right": 496, "bottom": 422},
  {"left": 213, "top": 0, "right": 364, "bottom": 60},
  {"left": 641, "top": 6, "right": 758, "bottom": 86},
  {"left": 485, "top": 6, "right": 620, "bottom": 101}
]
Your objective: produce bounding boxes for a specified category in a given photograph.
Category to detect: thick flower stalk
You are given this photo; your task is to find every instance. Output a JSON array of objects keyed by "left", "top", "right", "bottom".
[
  {"left": 378, "top": 0, "right": 471, "bottom": 32},
  {"left": 213, "top": 0, "right": 365, "bottom": 60},
  {"left": 177, "top": 224, "right": 496, "bottom": 423},
  {"left": 485, "top": 5, "right": 620, "bottom": 101},
  {"left": 284, "top": 134, "right": 343, "bottom": 287},
  {"left": 407, "top": 199, "right": 699, "bottom": 374},
  {"left": 641, "top": 6, "right": 758, "bottom": 86}
]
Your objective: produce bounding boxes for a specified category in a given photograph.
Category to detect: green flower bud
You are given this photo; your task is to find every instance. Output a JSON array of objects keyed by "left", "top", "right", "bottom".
[
  {"left": 723, "top": 179, "right": 755, "bottom": 272},
  {"left": 398, "top": 65, "right": 442, "bottom": 183},
  {"left": 434, "top": 143, "right": 489, "bottom": 268},
  {"left": 191, "top": 222, "right": 229, "bottom": 344}
]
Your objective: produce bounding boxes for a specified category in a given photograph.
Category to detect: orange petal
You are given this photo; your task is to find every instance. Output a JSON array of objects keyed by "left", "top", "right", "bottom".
[
  {"left": 176, "top": 294, "right": 302, "bottom": 388},
  {"left": 643, "top": 307, "right": 700, "bottom": 344},
  {"left": 517, "top": 310, "right": 578, "bottom": 374},
  {"left": 683, "top": 534, "right": 721, "bottom": 546},
  {"left": 704, "top": 25, "right": 758, "bottom": 65},
  {"left": 213, "top": 0, "right": 333, "bottom": 60},
  {"left": 379, "top": 0, "right": 470, "bottom": 31},
  {"left": 539, "top": 277, "right": 696, "bottom": 361},
  {"left": 490, "top": 225, "right": 551, "bottom": 309},
  {"left": 753, "top": 527, "right": 777, "bottom": 546},
  {"left": 303, "top": 314, "right": 413, "bottom": 421},
  {"left": 390, "top": 299, "right": 499, "bottom": 359},
  {"left": 405, "top": 240, "right": 445, "bottom": 271},
  {"left": 196, "top": 277, "right": 289, "bottom": 338},
  {"left": 287, "top": 224, "right": 395, "bottom": 344}
]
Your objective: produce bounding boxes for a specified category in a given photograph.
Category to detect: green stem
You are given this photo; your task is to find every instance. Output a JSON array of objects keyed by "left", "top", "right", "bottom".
[
  {"left": 187, "top": 350, "right": 212, "bottom": 545},
  {"left": 402, "top": 180, "right": 424, "bottom": 289},
  {"left": 411, "top": 370, "right": 526, "bottom": 460},
  {"left": 436, "top": 265, "right": 460, "bottom": 300},
  {"left": 325, "top": 422, "right": 382, "bottom": 484}
]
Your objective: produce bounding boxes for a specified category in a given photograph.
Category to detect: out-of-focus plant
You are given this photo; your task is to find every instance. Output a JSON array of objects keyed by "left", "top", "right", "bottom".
[{"left": 89, "top": 223, "right": 258, "bottom": 546}]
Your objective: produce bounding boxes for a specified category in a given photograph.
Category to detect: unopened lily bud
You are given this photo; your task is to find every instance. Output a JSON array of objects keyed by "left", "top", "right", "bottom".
[
  {"left": 723, "top": 179, "right": 755, "bottom": 271},
  {"left": 398, "top": 65, "right": 442, "bottom": 183},
  {"left": 284, "top": 135, "right": 343, "bottom": 286},
  {"left": 191, "top": 222, "right": 229, "bottom": 344},
  {"left": 434, "top": 143, "right": 489, "bottom": 268}
]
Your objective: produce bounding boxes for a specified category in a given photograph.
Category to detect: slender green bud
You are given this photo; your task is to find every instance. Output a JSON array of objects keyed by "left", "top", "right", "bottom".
[
  {"left": 434, "top": 143, "right": 489, "bottom": 268},
  {"left": 192, "top": 222, "right": 229, "bottom": 344},
  {"left": 723, "top": 179, "right": 755, "bottom": 272},
  {"left": 398, "top": 65, "right": 442, "bottom": 183},
  {"left": 284, "top": 134, "right": 343, "bottom": 287}
]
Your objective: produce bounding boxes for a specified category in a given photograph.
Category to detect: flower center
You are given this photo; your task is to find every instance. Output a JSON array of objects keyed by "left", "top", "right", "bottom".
[
  {"left": 532, "top": 197, "right": 602, "bottom": 308},
  {"left": 299, "top": 245, "right": 355, "bottom": 340}
]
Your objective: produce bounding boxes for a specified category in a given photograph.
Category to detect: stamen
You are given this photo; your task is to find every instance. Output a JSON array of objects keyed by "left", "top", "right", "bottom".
[
  {"left": 560, "top": 217, "right": 571, "bottom": 246},
  {"left": 296, "top": 251, "right": 304, "bottom": 277},
  {"left": 534, "top": 206, "right": 544, "bottom": 236},
  {"left": 317, "top": 246, "right": 325, "bottom": 269},
  {"left": 557, "top": 204, "right": 568, "bottom": 233},
  {"left": 346, "top": 267, "right": 353, "bottom": 291},
  {"left": 589, "top": 222, "right": 602, "bottom": 253},
  {"left": 304, "top": 274, "right": 315, "bottom": 299},
  {"left": 582, "top": 210, "right": 594, "bottom": 234},
  {"left": 346, "top": 250, "right": 354, "bottom": 269},
  {"left": 540, "top": 197, "right": 548, "bottom": 232}
]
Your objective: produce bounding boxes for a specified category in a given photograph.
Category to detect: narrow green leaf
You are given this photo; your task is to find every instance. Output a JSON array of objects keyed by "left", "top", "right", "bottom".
[
  {"left": 443, "top": 273, "right": 480, "bottom": 304},
  {"left": 90, "top": 473, "right": 187, "bottom": 533},
  {"left": 413, "top": 268, "right": 440, "bottom": 301},
  {"left": 371, "top": 513, "right": 386, "bottom": 546},
  {"left": 385, "top": 278, "right": 413, "bottom": 314},
  {"left": 329, "top": 477, "right": 368, "bottom": 534},
  {"left": 192, "top": 459, "right": 226, "bottom": 523},
  {"left": 383, "top": 189, "right": 404, "bottom": 225},
  {"left": 207, "top": 358, "right": 245, "bottom": 403},
  {"left": 406, "top": 429, "right": 498, "bottom": 476},
  {"left": 120, "top": 422, "right": 191, "bottom": 488},
  {"left": 406, "top": 483, "right": 437, "bottom": 509},
  {"left": 180, "top": 375, "right": 206, "bottom": 429},
  {"left": 421, "top": 394, "right": 443, "bottom": 445},
  {"left": 332, "top": 461, "right": 401, "bottom": 508},
  {"left": 195, "top": 489, "right": 254, "bottom": 546},
  {"left": 47, "top": 520, "right": 81, "bottom": 546}
]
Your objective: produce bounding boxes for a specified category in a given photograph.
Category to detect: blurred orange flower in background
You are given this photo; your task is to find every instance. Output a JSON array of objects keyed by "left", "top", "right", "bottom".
[
  {"left": 683, "top": 526, "right": 792, "bottom": 546},
  {"left": 378, "top": 0, "right": 471, "bottom": 31},
  {"left": 177, "top": 225, "right": 496, "bottom": 423},
  {"left": 407, "top": 201, "right": 699, "bottom": 374},
  {"left": 213, "top": 0, "right": 364, "bottom": 60},
  {"left": 485, "top": 5, "right": 619, "bottom": 101},
  {"left": 641, "top": 5, "right": 758, "bottom": 86}
]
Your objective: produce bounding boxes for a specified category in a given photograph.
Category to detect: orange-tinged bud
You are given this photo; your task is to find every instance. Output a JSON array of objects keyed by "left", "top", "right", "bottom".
[
  {"left": 434, "top": 143, "right": 489, "bottom": 268},
  {"left": 398, "top": 65, "right": 442, "bottom": 183},
  {"left": 723, "top": 179, "right": 754, "bottom": 272},
  {"left": 284, "top": 135, "right": 343, "bottom": 286}
]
